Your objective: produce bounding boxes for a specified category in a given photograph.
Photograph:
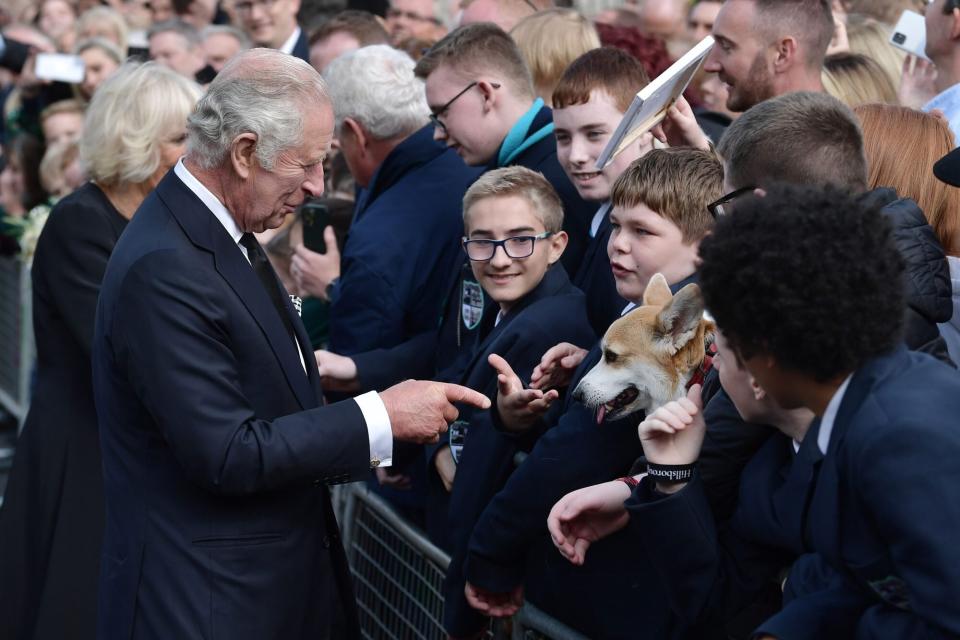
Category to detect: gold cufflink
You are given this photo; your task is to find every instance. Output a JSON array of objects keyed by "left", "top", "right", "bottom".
[{"left": 371, "top": 457, "right": 380, "bottom": 468}]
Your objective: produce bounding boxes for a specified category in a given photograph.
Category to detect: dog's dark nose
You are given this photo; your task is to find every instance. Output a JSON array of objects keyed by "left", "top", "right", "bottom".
[{"left": 571, "top": 383, "right": 584, "bottom": 403}]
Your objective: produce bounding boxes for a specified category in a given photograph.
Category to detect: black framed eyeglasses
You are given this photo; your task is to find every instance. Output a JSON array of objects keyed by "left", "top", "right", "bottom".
[
  {"left": 462, "top": 232, "right": 553, "bottom": 261},
  {"left": 707, "top": 186, "right": 756, "bottom": 218},
  {"left": 429, "top": 82, "right": 501, "bottom": 134}
]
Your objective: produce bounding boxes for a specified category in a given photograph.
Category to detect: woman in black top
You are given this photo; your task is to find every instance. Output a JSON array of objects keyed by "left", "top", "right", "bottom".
[{"left": 0, "top": 62, "right": 200, "bottom": 640}]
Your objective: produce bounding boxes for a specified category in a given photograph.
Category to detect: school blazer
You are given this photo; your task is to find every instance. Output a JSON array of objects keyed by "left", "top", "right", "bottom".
[
  {"left": 760, "top": 346, "right": 960, "bottom": 639},
  {"left": 92, "top": 170, "right": 371, "bottom": 640},
  {"left": 434, "top": 265, "right": 595, "bottom": 636},
  {"left": 627, "top": 347, "right": 960, "bottom": 640}
]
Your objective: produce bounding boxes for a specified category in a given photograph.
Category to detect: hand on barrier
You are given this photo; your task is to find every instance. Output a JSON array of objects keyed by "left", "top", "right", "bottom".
[
  {"left": 547, "top": 480, "right": 632, "bottom": 566},
  {"left": 314, "top": 349, "right": 360, "bottom": 393},
  {"left": 464, "top": 582, "right": 523, "bottom": 618},
  {"left": 380, "top": 380, "right": 490, "bottom": 444},
  {"left": 375, "top": 467, "right": 412, "bottom": 490},
  {"left": 529, "top": 342, "right": 588, "bottom": 391},
  {"left": 489, "top": 354, "right": 558, "bottom": 432},
  {"left": 291, "top": 230, "right": 340, "bottom": 300}
]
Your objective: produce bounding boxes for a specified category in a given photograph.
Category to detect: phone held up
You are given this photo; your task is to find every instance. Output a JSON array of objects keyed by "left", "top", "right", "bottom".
[{"left": 299, "top": 199, "right": 330, "bottom": 255}]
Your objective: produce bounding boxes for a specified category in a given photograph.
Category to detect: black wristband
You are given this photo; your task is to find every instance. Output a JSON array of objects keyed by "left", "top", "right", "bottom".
[{"left": 646, "top": 462, "right": 696, "bottom": 483}]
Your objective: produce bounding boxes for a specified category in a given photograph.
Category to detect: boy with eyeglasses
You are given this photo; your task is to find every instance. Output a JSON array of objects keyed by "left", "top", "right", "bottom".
[
  {"left": 414, "top": 22, "right": 595, "bottom": 276},
  {"left": 446, "top": 149, "right": 725, "bottom": 638},
  {"left": 427, "top": 166, "right": 594, "bottom": 636}
]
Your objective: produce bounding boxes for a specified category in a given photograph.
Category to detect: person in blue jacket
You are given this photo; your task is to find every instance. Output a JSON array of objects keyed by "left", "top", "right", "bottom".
[
  {"left": 414, "top": 22, "right": 595, "bottom": 276},
  {"left": 418, "top": 167, "right": 595, "bottom": 634},
  {"left": 625, "top": 183, "right": 960, "bottom": 639},
  {"left": 290, "top": 45, "right": 482, "bottom": 519}
]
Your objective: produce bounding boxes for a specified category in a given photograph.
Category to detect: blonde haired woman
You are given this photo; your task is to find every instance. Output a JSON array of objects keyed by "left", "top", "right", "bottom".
[
  {"left": 510, "top": 8, "right": 600, "bottom": 106},
  {"left": 0, "top": 61, "right": 200, "bottom": 640}
]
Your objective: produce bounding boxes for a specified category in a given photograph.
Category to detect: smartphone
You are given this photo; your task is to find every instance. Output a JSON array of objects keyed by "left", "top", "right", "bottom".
[
  {"left": 890, "top": 10, "right": 930, "bottom": 61},
  {"left": 35, "top": 53, "right": 85, "bottom": 83},
  {"left": 300, "top": 200, "right": 330, "bottom": 254}
]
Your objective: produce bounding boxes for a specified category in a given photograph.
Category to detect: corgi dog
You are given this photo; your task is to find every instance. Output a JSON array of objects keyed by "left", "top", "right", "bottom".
[{"left": 573, "top": 273, "right": 715, "bottom": 424}]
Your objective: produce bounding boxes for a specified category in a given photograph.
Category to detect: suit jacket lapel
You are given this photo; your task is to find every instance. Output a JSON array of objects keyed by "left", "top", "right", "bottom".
[
  {"left": 157, "top": 171, "right": 317, "bottom": 411},
  {"left": 807, "top": 357, "right": 888, "bottom": 565}
]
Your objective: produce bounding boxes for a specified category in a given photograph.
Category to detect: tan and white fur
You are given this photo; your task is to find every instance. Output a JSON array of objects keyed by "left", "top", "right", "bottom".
[{"left": 573, "top": 273, "right": 715, "bottom": 424}]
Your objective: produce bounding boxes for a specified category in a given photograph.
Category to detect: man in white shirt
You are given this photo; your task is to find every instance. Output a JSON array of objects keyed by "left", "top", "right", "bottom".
[
  {"left": 925, "top": 0, "right": 960, "bottom": 143},
  {"left": 91, "top": 48, "right": 488, "bottom": 640},
  {"left": 236, "top": 0, "right": 309, "bottom": 61}
]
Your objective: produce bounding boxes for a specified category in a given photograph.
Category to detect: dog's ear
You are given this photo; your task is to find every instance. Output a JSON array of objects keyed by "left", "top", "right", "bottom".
[
  {"left": 643, "top": 273, "right": 673, "bottom": 307},
  {"left": 654, "top": 283, "right": 706, "bottom": 355}
]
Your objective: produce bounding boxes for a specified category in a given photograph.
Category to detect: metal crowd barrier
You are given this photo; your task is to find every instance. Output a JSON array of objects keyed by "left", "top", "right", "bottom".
[
  {"left": 334, "top": 483, "right": 589, "bottom": 640},
  {"left": 0, "top": 257, "right": 32, "bottom": 432}
]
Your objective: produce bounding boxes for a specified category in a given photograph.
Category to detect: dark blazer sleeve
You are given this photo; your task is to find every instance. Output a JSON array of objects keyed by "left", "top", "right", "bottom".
[
  {"left": 755, "top": 554, "right": 871, "bottom": 640},
  {"left": 0, "top": 36, "right": 30, "bottom": 73},
  {"left": 464, "top": 398, "right": 642, "bottom": 591},
  {"left": 34, "top": 196, "right": 120, "bottom": 359},
  {"left": 328, "top": 260, "right": 405, "bottom": 355},
  {"left": 352, "top": 330, "right": 438, "bottom": 392},
  {"left": 624, "top": 473, "right": 789, "bottom": 630},
  {"left": 840, "top": 407, "right": 960, "bottom": 637},
  {"left": 110, "top": 250, "right": 372, "bottom": 495}
]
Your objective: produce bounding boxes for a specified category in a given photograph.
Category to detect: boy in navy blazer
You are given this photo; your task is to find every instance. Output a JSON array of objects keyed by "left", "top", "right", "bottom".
[
  {"left": 425, "top": 167, "right": 595, "bottom": 634},
  {"left": 620, "top": 184, "right": 960, "bottom": 638}
]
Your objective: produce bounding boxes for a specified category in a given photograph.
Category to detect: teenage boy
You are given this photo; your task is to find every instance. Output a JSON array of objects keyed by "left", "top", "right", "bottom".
[
  {"left": 455, "top": 148, "right": 724, "bottom": 638},
  {"left": 551, "top": 47, "right": 653, "bottom": 337},
  {"left": 414, "top": 22, "right": 596, "bottom": 275},
  {"left": 426, "top": 167, "right": 595, "bottom": 632},
  {"left": 618, "top": 184, "right": 960, "bottom": 638}
]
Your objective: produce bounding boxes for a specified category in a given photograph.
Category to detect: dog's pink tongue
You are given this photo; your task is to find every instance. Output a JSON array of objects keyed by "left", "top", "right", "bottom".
[{"left": 596, "top": 405, "right": 607, "bottom": 425}]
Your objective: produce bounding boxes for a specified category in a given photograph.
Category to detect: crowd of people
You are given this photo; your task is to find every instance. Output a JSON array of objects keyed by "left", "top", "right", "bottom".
[{"left": 1, "top": 0, "right": 959, "bottom": 638}]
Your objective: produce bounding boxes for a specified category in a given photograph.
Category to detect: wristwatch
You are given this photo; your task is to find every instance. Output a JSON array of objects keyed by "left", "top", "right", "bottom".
[{"left": 325, "top": 277, "right": 339, "bottom": 301}]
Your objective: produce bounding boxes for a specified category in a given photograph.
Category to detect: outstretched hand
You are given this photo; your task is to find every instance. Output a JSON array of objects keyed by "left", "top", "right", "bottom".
[
  {"left": 529, "top": 342, "right": 588, "bottom": 391},
  {"left": 489, "top": 353, "right": 558, "bottom": 432},
  {"left": 548, "top": 480, "right": 632, "bottom": 566}
]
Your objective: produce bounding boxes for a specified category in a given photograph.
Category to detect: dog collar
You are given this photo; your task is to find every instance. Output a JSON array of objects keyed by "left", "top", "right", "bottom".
[{"left": 686, "top": 340, "right": 717, "bottom": 390}]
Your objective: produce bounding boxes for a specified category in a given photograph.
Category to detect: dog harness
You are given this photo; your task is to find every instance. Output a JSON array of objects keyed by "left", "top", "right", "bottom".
[{"left": 686, "top": 340, "right": 717, "bottom": 390}]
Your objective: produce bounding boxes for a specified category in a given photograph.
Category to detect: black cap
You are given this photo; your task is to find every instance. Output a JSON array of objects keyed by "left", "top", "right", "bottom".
[{"left": 934, "top": 146, "right": 960, "bottom": 188}]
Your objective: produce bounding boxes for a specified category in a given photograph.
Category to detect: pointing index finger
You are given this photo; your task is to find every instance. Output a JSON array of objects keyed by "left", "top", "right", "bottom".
[{"left": 439, "top": 382, "right": 491, "bottom": 410}]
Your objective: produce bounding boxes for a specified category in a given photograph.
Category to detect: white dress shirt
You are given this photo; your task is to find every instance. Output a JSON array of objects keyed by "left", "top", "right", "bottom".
[
  {"left": 816, "top": 374, "right": 852, "bottom": 456},
  {"left": 174, "top": 159, "right": 393, "bottom": 467},
  {"left": 279, "top": 26, "right": 301, "bottom": 55}
]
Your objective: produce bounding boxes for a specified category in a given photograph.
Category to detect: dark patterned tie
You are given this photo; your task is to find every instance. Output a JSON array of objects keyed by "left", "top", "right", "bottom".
[{"left": 239, "top": 232, "right": 297, "bottom": 344}]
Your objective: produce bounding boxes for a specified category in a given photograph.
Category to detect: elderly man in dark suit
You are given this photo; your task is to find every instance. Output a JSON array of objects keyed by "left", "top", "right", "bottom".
[{"left": 92, "top": 48, "right": 488, "bottom": 640}]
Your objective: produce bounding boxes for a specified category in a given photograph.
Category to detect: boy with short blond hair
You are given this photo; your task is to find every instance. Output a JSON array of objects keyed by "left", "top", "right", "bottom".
[
  {"left": 457, "top": 148, "right": 725, "bottom": 637},
  {"left": 433, "top": 165, "right": 594, "bottom": 636}
]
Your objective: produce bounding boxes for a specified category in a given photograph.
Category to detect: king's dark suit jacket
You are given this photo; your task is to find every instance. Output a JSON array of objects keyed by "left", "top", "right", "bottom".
[{"left": 92, "top": 170, "right": 372, "bottom": 640}]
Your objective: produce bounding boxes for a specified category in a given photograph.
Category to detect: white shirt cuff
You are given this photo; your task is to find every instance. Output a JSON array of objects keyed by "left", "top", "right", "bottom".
[{"left": 354, "top": 391, "right": 393, "bottom": 468}]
